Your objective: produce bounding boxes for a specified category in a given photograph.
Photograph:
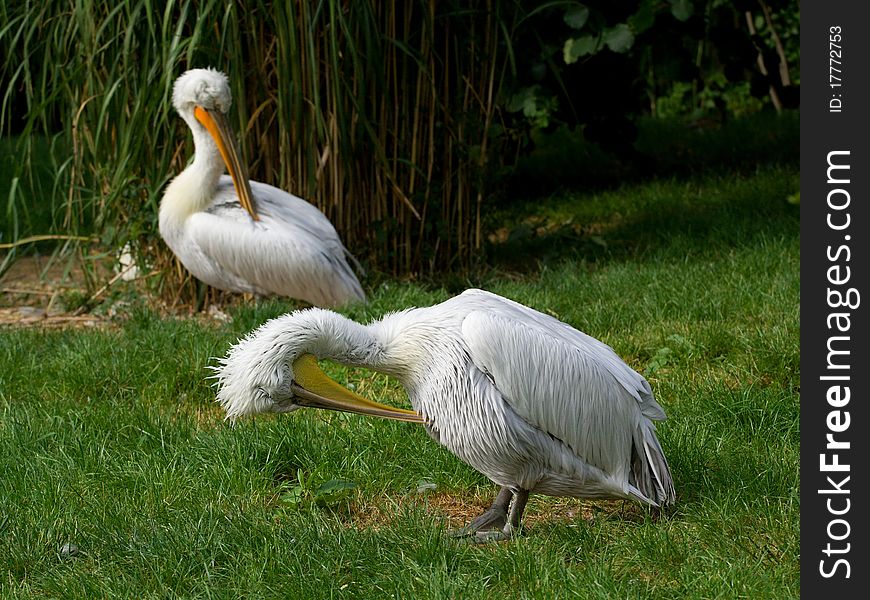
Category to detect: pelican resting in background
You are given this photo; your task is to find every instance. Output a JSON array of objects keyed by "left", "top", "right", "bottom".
[
  {"left": 214, "top": 288, "right": 675, "bottom": 540},
  {"left": 159, "top": 68, "right": 365, "bottom": 308}
]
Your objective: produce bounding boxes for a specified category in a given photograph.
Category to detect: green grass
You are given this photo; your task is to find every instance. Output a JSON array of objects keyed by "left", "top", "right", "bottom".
[{"left": 0, "top": 166, "right": 799, "bottom": 598}]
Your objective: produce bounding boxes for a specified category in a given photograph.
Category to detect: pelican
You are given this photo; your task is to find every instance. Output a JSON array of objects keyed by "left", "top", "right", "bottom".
[
  {"left": 159, "top": 68, "right": 365, "bottom": 307},
  {"left": 214, "top": 289, "right": 675, "bottom": 540}
]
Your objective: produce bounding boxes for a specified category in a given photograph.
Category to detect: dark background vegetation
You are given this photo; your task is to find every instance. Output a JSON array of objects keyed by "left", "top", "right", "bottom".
[{"left": 1, "top": 0, "right": 798, "bottom": 294}]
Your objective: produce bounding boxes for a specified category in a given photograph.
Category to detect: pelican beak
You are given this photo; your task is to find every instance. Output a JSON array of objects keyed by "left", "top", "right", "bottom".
[
  {"left": 194, "top": 106, "right": 259, "bottom": 221},
  {"left": 288, "top": 354, "right": 424, "bottom": 424}
]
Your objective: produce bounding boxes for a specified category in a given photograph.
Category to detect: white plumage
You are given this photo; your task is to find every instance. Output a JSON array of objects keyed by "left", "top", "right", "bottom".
[
  {"left": 215, "top": 288, "right": 675, "bottom": 539},
  {"left": 159, "top": 68, "right": 365, "bottom": 307}
]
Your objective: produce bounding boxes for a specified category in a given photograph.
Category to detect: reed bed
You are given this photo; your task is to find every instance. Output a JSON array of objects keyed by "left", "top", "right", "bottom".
[{"left": 1, "top": 0, "right": 520, "bottom": 296}]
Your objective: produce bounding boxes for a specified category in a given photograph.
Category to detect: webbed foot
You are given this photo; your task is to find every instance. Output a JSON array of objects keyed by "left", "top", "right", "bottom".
[{"left": 450, "top": 487, "right": 530, "bottom": 543}]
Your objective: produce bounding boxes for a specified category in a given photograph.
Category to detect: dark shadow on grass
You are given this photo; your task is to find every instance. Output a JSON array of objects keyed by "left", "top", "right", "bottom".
[
  {"left": 485, "top": 170, "right": 799, "bottom": 275},
  {"left": 504, "top": 112, "right": 799, "bottom": 201}
]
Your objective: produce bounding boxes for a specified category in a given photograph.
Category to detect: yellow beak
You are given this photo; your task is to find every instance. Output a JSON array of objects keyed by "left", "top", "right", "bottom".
[
  {"left": 290, "top": 354, "right": 424, "bottom": 424},
  {"left": 194, "top": 106, "right": 259, "bottom": 221}
]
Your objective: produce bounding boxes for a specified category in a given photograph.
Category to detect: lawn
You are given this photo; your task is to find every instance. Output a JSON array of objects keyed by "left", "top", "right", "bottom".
[{"left": 0, "top": 166, "right": 799, "bottom": 598}]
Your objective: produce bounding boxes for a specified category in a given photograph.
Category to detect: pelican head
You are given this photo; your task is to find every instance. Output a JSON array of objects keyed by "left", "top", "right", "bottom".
[
  {"left": 170, "top": 68, "right": 258, "bottom": 219},
  {"left": 213, "top": 309, "right": 422, "bottom": 424},
  {"left": 172, "top": 68, "right": 233, "bottom": 117}
]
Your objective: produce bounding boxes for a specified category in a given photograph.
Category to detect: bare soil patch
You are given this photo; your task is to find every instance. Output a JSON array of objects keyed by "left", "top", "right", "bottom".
[
  {"left": 0, "top": 254, "right": 235, "bottom": 328},
  {"left": 0, "top": 254, "right": 110, "bottom": 327},
  {"left": 339, "top": 489, "right": 645, "bottom": 534}
]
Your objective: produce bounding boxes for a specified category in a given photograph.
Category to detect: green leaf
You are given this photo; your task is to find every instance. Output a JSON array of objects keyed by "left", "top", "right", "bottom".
[
  {"left": 666, "top": 334, "right": 694, "bottom": 353},
  {"left": 506, "top": 86, "right": 557, "bottom": 128},
  {"left": 313, "top": 479, "right": 357, "bottom": 506},
  {"left": 507, "top": 87, "right": 532, "bottom": 113},
  {"left": 604, "top": 24, "right": 634, "bottom": 53},
  {"left": 629, "top": 1, "right": 656, "bottom": 33},
  {"left": 754, "top": 14, "right": 765, "bottom": 31},
  {"left": 563, "top": 6, "right": 589, "bottom": 30},
  {"left": 281, "top": 485, "right": 306, "bottom": 505},
  {"left": 644, "top": 347, "right": 673, "bottom": 376},
  {"left": 563, "top": 35, "right": 598, "bottom": 64},
  {"left": 670, "top": 0, "right": 693, "bottom": 22}
]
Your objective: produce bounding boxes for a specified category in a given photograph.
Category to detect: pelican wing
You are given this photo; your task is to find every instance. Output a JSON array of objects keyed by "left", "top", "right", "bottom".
[
  {"left": 459, "top": 289, "right": 665, "bottom": 420},
  {"left": 246, "top": 180, "right": 349, "bottom": 246},
  {"left": 459, "top": 295, "right": 664, "bottom": 477},
  {"left": 185, "top": 178, "right": 364, "bottom": 306}
]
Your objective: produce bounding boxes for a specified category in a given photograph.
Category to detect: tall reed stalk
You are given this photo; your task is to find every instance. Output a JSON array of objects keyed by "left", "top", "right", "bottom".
[{"left": 1, "top": 0, "right": 520, "bottom": 297}]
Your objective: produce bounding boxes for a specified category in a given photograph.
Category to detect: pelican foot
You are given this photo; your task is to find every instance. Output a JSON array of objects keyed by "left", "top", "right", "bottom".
[
  {"left": 471, "top": 524, "right": 518, "bottom": 543},
  {"left": 448, "top": 486, "right": 513, "bottom": 538},
  {"left": 448, "top": 508, "right": 507, "bottom": 538},
  {"left": 465, "top": 488, "right": 528, "bottom": 543}
]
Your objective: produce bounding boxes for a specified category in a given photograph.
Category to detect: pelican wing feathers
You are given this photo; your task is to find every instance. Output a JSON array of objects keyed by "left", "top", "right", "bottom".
[
  {"left": 459, "top": 290, "right": 674, "bottom": 505},
  {"left": 183, "top": 178, "right": 364, "bottom": 306}
]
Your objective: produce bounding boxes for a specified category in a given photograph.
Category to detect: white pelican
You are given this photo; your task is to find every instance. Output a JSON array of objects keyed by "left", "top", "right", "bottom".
[
  {"left": 214, "top": 289, "right": 675, "bottom": 540},
  {"left": 159, "top": 68, "right": 365, "bottom": 307}
]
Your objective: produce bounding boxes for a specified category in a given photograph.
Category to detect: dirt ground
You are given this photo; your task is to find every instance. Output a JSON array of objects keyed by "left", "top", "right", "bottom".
[
  {"left": 0, "top": 253, "right": 239, "bottom": 328},
  {"left": 0, "top": 254, "right": 110, "bottom": 327}
]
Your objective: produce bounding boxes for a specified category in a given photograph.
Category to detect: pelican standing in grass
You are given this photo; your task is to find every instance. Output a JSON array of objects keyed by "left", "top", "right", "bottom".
[
  {"left": 159, "top": 68, "right": 365, "bottom": 307},
  {"left": 214, "top": 289, "right": 675, "bottom": 540}
]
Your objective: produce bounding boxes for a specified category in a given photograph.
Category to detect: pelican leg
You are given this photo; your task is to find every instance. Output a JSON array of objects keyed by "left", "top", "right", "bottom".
[
  {"left": 471, "top": 488, "right": 530, "bottom": 542},
  {"left": 449, "top": 487, "right": 513, "bottom": 538},
  {"left": 501, "top": 488, "right": 529, "bottom": 538}
]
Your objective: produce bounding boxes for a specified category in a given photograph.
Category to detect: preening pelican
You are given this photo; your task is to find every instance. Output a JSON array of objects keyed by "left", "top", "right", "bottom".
[
  {"left": 215, "top": 289, "right": 675, "bottom": 540},
  {"left": 159, "top": 68, "right": 365, "bottom": 307}
]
